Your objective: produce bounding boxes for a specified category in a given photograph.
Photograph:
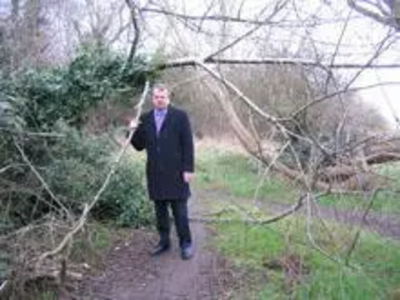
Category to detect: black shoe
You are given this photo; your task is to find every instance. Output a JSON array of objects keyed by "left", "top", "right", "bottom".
[
  {"left": 150, "top": 243, "right": 170, "bottom": 256},
  {"left": 181, "top": 246, "right": 193, "bottom": 260}
]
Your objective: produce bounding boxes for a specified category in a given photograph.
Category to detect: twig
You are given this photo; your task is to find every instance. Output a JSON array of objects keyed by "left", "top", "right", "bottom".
[
  {"left": 0, "top": 280, "right": 8, "bottom": 293},
  {"left": 13, "top": 140, "right": 72, "bottom": 221},
  {"left": 252, "top": 141, "right": 290, "bottom": 206},
  {"left": 348, "top": 0, "right": 399, "bottom": 29},
  {"left": 194, "top": 193, "right": 305, "bottom": 225},
  {"left": 0, "top": 164, "right": 23, "bottom": 174},
  {"left": 289, "top": 81, "right": 400, "bottom": 121},
  {"left": 0, "top": 127, "right": 65, "bottom": 138},
  {"left": 36, "top": 81, "right": 150, "bottom": 268},
  {"left": 0, "top": 223, "right": 38, "bottom": 242},
  {"left": 324, "top": 8, "right": 353, "bottom": 89},
  {"left": 123, "top": 0, "right": 140, "bottom": 73},
  {"left": 140, "top": 7, "right": 360, "bottom": 28},
  {"left": 304, "top": 193, "right": 352, "bottom": 268},
  {"left": 259, "top": 194, "right": 305, "bottom": 224},
  {"left": 345, "top": 189, "right": 380, "bottom": 265},
  {"left": 195, "top": 60, "right": 291, "bottom": 138},
  {"left": 202, "top": 0, "right": 287, "bottom": 61}
]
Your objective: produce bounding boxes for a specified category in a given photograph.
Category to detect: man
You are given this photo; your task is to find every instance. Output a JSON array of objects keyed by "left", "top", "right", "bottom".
[{"left": 129, "top": 85, "right": 194, "bottom": 260}]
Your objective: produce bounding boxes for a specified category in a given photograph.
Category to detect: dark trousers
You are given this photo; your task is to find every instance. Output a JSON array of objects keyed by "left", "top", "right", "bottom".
[{"left": 154, "top": 199, "right": 192, "bottom": 249}]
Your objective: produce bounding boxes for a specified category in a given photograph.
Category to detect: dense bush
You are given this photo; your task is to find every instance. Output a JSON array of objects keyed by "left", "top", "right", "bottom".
[
  {"left": 99, "top": 155, "right": 153, "bottom": 227},
  {"left": 0, "top": 46, "right": 150, "bottom": 130},
  {"left": 43, "top": 124, "right": 152, "bottom": 227},
  {"left": 1, "top": 124, "right": 151, "bottom": 229},
  {"left": 0, "top": 47, "right": 155, "bottom": 230},
  {"left": 2, "top": 125, "right": 152, "bottom": 231}
]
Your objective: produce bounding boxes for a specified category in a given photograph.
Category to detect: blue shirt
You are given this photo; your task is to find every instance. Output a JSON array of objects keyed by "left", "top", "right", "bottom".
[{"left": 154, "top": 108, "right": 167, "bottom": 133}]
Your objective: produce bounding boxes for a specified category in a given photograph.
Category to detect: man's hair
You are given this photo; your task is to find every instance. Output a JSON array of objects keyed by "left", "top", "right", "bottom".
[{"left": 152, "top": 84, "right": 169, "bottom": 95}]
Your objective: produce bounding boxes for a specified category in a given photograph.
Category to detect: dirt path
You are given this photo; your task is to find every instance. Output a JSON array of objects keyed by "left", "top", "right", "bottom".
[
  {"left": 269, "top": 202, "right": 400, "bottom": 240},
  {"left": 80, "top": 190, "right": 232, "bottom": 300},
  {"left": 200, "top": 188, "right": 400, "bottom": 240},
  {"left": 79, "top": 187, "right": 399, "bottom": 299}
]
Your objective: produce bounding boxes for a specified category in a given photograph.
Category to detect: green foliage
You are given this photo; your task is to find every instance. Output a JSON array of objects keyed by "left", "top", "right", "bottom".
[
  {"left": 211, "top": 207, "right": 400, "bottom": 299},
  {"left": 69, "top": 222, "right": 113, "bottom": 267},
  {"left": 0, "top": 249, "right": 8, "bottom": 283},
  {"left": 0, "top": 46, "right": 156, "bottom": 229},
  {"left": 0, "top": 46, "right": 151, "bottom": 130},
  {"left": 1, "top": 124, "right": 151, "bottom": 229},
  {"left": 89, "top": 223, "right": 113, "bottom": 250},
  {"left": 0, "top": 92, "right": 25, "bottom": 131},
  {"left": 40, "top": 124, "right": 151, "bottom": 227},
  {"left": 201, "top": 148, "right": 400, "bottom": 299},
  {"left": 96, "top": 155, "right": 152, "bottom": 227}
]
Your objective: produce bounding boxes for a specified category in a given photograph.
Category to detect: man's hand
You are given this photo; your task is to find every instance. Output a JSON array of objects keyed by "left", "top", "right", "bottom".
[
  {"left": 129, "top": 119, "right": 138, "bottom": 130},
  {"left": 183, "top": 172, "right": 194, "bottom": 183}
]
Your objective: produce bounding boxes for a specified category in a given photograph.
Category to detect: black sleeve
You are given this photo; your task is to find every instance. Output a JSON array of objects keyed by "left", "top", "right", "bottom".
[
  {"left": 180, "top": 111, "right": 194, "bottom": 172},
  {"left": 130, "top": 114, "right": 146, "bottom": 151}
]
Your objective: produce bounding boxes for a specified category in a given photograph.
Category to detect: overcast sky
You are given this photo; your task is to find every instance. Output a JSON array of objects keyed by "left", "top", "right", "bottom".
[
  {"left": 135, "top": 0, "right": 400, "bottom": 126},
  {"left": 2, "top": 0, "right": 399, "bottom": 126}
]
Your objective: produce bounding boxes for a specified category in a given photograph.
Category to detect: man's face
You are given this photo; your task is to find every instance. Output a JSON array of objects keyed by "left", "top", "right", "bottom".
[{"left": 152, "top": 88, "right": 170, "bottom": 109}]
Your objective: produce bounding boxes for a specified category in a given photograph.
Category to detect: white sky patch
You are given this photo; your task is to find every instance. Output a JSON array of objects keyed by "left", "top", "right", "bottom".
[{"left": 356, "top": 69, "right": 400, "bottom": 128}]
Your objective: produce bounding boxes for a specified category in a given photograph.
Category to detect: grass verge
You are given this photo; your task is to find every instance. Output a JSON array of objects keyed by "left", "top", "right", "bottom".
[
  {"left": 196, "top": 144, "right": 400, "bottom": 299},
  {"left": 209, "top": 205, "right": 400, "bottom": 299},
  {"left": 195, "top": 145, "right": 400, "bottom": 214}
]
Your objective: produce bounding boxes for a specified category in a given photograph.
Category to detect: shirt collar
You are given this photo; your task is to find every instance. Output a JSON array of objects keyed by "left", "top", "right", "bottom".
[{"left": 154, "top": 107, "right": 167, "bottom": 116}]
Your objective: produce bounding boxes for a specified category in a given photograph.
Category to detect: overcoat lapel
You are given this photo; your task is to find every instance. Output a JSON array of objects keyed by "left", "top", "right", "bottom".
[{"left": 148, "top": 109, "right": 157, "bottom": 140}]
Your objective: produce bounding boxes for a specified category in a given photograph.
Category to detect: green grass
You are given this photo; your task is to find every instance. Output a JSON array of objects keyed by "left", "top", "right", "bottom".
[
  {"left": 198, "top": 146, "right": 400, "bottom": 299},
  {"left": 211, "top": 207, "right": 400, "bottom": 300},
  {"left": 377, "top": 161, "right": 400, "bottom": 186},
  {"left": 35, "top": 290, "right": 58, "bottom": 300},
  {"left": 89, "top": 222, "right": 113, "bottom": 250},
  {"left": 196, "top": 146, "right": 400, "bottom": 214},
  {"left": 196, "top": 147, "right": 296, "bottom": 204},
  {"left": 318, "top": 190, "right": 400, "bottom": 214},
  {"left": 70, "top": 222, "right": 112, "bottom": 265}
]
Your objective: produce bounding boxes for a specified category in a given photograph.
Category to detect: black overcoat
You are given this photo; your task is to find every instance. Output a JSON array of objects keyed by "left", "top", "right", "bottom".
[{"left": 130, "top": 106, "right": 194, "bottom": 200}]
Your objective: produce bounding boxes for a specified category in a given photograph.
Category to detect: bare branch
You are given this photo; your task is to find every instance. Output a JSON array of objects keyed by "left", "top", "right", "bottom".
[
  {"left": 195, "top": 60, "right": 292, "bottom": 139},
  {"left": 36, "top": 81, "right": 150, "bottom": 267},
  {"left": 325, "top": 9, "right": 354, "bottom": 89},
  {"left": 189, "top": 194, "right": 305, "bottom": 225},
  {"left": 0, "top": 280, "right": 8, "bottom": 293},
  {"left": 305, "top": 194, "right": 348, "bottom": 267},
  {"left": 14, "top": 140, "right": 72, "bottom": 221},
  {"left": 348, "top": 0, "right": 400, "bottom": 29},
  {"left": 345, "top": 188, "right": 380, "bottom": 265},
  {"left": 0, "top": 164, "right": 23, "bottom": 175},
  {"left": 204, "top": 0, "right": 289, "bottom": 60},
  {"left": 289, "top": 81, "right": 400, "bottom": 121},
  {"left": 158, "top": 57, "right": 400, "bottom": 70},
  {"left": 123, "top": 0, "right": 140, "bottom": 70},
  {"left": 140, "top": 7, "right": 359, "bottom": 27},
  {"left": 259, "top": 193, "right": 305, "bottom": 224}
]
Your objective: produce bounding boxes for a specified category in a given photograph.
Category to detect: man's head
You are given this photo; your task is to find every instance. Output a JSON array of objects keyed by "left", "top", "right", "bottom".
[{"left": 152, "top": 85, "right": 170, "bottom": 110}]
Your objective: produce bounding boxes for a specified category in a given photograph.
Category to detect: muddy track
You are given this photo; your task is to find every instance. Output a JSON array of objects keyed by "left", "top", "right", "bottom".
[
  {"left": 79, "top": 190, "right": 235, "bottom": 300},
  {"left": 269, "top": 202, "right": 400, "bottom": 240},
  {"left": 79, "top": 187, "right": 399, "bottom": 300},
  {"left": 199, "top": 188, "right": 400, "bottom": 240}
]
